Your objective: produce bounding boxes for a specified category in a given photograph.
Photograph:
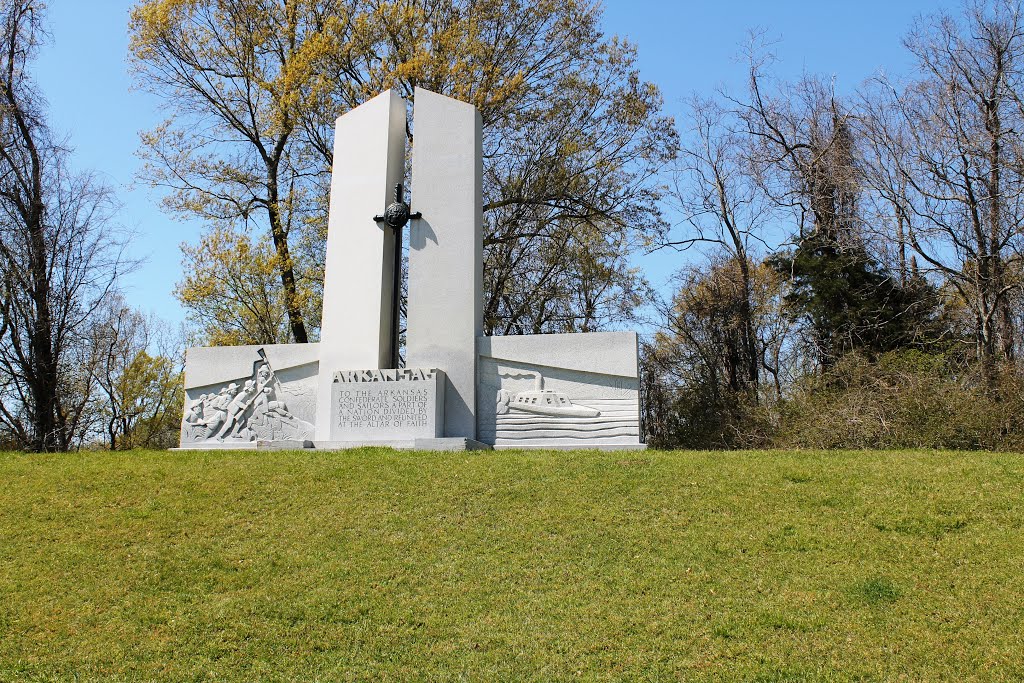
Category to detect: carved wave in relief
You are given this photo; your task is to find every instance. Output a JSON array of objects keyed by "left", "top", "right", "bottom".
[{"left": 480, "top": 399, "right": 639, "bottom": 444}]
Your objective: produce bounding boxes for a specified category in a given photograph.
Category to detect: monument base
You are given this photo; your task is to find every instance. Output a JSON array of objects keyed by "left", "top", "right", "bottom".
[
  {"left": 172, "top": 438, "right": 492, "bottom": 452},
  {"left": 171, "top": 440, "right": 313, "bottom": 451},
  {"left": 316, "top": 437, "right": 491, "bottom": 451},
  {"left": 492, "top": 443, "right": 647, "bottom": 451}
]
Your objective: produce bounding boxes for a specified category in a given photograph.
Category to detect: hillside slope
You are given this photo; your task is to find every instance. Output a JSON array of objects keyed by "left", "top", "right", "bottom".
[{"left": 1, "top": 449, "right": 1022, "bottom": 681}]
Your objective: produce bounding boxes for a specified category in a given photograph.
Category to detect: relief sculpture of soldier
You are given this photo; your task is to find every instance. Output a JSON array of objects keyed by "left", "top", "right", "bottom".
[
  {"left": 182, "top": 385, "right": 233, "bottom": 440},
  {"left": 182, "top": 351, "right": 313, "bottom": 443}
]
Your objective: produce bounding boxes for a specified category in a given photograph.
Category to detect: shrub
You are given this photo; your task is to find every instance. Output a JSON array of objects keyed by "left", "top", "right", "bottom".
[{"left": 773, "top": 351, "right": 1024, "bottom": 450}]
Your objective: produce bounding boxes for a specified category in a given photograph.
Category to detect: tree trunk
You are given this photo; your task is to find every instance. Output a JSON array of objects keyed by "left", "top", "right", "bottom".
[
  {"left": 736, "top": 255, "right": 759, "bottom": 393},
  {"left": 29, "top": 230, "right": 58, "bottom": 451},
  {"left": 266, "top": 161, "right": 308, "bottom": 344},
  {"left": 22, "top": 110, "right": 58, "bottom": 451}
]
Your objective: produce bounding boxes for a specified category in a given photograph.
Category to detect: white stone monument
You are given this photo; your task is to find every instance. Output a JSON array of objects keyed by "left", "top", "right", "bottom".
[{"left": 178, "top": 88, "right": 645, "bottom": 451}]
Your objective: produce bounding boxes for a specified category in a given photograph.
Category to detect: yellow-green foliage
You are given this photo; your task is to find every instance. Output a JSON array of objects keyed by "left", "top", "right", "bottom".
[
  {"left": 175, "top": 227, "right": 302, "bottom": 345},
  {"left": 107, "top": 351, "right": 183, "bottom": 450},
  {"left": 1, "top": 449, "right": 1022, "bottom": 681}
]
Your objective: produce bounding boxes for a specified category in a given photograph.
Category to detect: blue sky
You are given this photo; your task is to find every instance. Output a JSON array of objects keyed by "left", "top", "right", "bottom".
[{"left": 33, "top": 0, "right": 953, "bottom": 327}]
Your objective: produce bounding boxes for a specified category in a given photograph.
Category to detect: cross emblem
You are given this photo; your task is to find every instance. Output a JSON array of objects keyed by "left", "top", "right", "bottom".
[{"left": 373, "top": 183, "right": 422, "bottom": 368}]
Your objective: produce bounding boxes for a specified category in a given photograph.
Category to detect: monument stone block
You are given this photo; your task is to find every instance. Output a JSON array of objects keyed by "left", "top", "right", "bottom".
[
  {"left": 179, "top": 344, "right": 319, "bottom": 447},
  {"left": 477, "top": 332, "right": 644, "bottom": 450},
  {"left": 178, "top": 88, "right": 644, "bottom": 451},
  {"left": 315, "top": 89, "right": 407, "bottom": 441}
]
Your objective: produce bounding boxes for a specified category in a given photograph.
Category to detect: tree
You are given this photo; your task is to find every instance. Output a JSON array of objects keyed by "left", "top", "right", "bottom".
[
  {"left": 129, "top": 0, "right": 328, "bottom": 344},
  {"left": 730, "top": 46, "right": 861, "bottom": 249},
  {"left": 666, "top": 95, "right": 774, "bottom": 395},
  {"left": 129, "top": 0, "right": 676, "bottom": 341},
  {"left": 861, "top": 0, "right": 1024, "bottom": 384},
  {"left": 729, "top": 48, "right": 939, "bottom": 367},
  {"left": 643, "top": 259, "right": 789, "bottom": 449},
  {"left": 0, "top": 0, "right": 128, "bottom": 451},
  {"left": 92, "top": 297, "right": 183, "bottom": 450},
  {"left": 768, "top": 230, "right": 941, "bottom": 364}
]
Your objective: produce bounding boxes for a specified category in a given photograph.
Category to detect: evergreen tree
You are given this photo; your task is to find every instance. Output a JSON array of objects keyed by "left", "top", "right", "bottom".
[{"left": 770, "top": 232, "right": 939, "bottom": 366}]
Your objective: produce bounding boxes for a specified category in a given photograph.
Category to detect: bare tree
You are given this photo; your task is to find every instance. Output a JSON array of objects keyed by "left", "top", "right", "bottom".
[
  {"left": 665, "top": 95, "right": 777, "bottom": 395},
  {"left": 861, "top": 0, "right": 1024, "bottom": 384},
  {"left": 727, "top": 42, "right": 860, "bottom": 249},
  {"left": 723, "top": 43, "right": 941, "bottom": 367},
  {"left": 0, "top": 0, "right": 128, "bottom": 451}
]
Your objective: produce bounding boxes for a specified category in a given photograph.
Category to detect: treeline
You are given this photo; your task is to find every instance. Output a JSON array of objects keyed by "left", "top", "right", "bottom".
[
  {"left": 6, "top": 0, "right": 1024, "bottom": 452},
  {"left": 643, "top": 1, "right": 1024, "bottom": 450},
  {"left": 0, "top": 2, "right": 181, "bottom": 451}
]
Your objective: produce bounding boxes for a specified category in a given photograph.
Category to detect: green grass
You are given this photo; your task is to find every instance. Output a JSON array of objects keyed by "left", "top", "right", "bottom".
[{"left": 1, "top": 449, "right": 1022, "bottom": 682}]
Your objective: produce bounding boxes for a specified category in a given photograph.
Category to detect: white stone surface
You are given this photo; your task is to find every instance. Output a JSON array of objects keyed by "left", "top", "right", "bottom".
[
  {"left": 311, "top": 438, "right": 491, "bottom": 451},
  {"left": 329, "top": 368, "right": 445, "bottom": 441},
  {"left": 184, "top": 343, "right": 320, "bottom": 390},
  {"left": 172, "top": 442, "right": 269, "bottom": 451},
  {"left": 407, "top": 88, "right": 483, "bottom": 440},
  {"left": 477, "top": 332, "right": 645, "bottom": 450},
  {"left": 411, "top": 438, "right": 491, "bottom": 451},
  {"left": 315, "top": 89, "right": 407, "bottom": 440},
  {"left": 478, "top": 331, "right": 640, "bottom": 378},
  {"left": 491, "top": 443, "right": 647, "bottom": 451},
  {"left": 178, "top": 439, "right": 407, "bottom": 451}
]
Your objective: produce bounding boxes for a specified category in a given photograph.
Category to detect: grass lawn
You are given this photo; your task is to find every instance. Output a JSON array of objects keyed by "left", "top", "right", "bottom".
[{"left": 0, "top": 449, "right": 1022, "bottom": 682}]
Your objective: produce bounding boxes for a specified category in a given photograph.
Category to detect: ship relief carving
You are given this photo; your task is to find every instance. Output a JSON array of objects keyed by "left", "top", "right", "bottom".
[
  {"left": 182, "top": 349, "right": 314, "bottom": 443},
  {"left": 495, "top": 370, "right": 600, "bottom": 418},
  {"left": 481, "top": 360, "right": 640, "bottom": 447}
]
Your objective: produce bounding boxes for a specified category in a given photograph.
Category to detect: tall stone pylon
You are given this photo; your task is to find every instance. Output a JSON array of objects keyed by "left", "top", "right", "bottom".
[
  {"left": 314, "top": 90, "right": 407, "bottom": 440},
  {"left": 406, "top": 88, "right": 484, "bottom": 439}
]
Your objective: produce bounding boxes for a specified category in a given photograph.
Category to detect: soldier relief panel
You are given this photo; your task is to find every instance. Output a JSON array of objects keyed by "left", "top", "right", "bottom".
[{"left": 182, "top": 349, "right": 315, "bottom": 444}]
